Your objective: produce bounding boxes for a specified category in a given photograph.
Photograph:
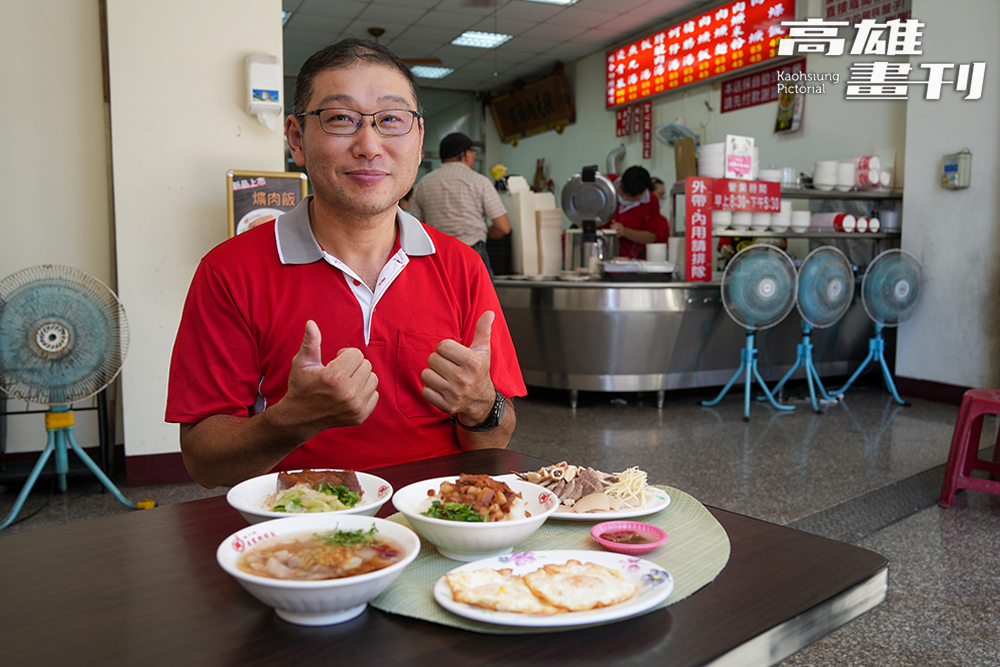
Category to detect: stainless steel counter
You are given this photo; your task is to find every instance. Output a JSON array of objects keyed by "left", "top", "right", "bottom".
[{"left": 495, "top": 278, "right": 885, "bottom": 407}]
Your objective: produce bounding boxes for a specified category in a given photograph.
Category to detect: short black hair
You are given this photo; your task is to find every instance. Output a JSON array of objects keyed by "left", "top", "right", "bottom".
[
  {"left": 620, "top": 166, "right": 652, "bottom": 197},
  {"left": 291, "top": 38, "right": 422, "bottom": 118}
]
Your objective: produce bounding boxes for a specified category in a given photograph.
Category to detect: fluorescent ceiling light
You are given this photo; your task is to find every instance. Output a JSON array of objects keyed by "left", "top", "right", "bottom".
[
  {"left": 282, "top": 11, "right": 293, "bottom": 26},
  {"left": 524, "top": 0, "right": 579, "bottom": 4},
  {"left": 411, "top": 66, "right": 454, "bottom": 79},
  {"left": 451, "top": 31, "right": 513, "bottom": 49}
]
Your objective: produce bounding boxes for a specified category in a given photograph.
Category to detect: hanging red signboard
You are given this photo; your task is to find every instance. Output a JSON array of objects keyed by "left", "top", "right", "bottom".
[
  {"left": 615, "top": 106, "right": 632, "bottom": 137},
  {"left": 606, "top": 0, "right": 790, "bottom": 109},
  {"left": 721, "top": 57, "right": 806, "bottom": 113},
  {"left": 641, "top": 102, "right": 653, "bottom": 159},
  {"left": 685, "top": 176, "right": 714, "bottom": 282}
]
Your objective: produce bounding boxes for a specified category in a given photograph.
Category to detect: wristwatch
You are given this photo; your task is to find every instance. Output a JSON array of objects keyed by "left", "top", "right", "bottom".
[{"left": 455, "top": 389, "right": 506, "bottom": 432}]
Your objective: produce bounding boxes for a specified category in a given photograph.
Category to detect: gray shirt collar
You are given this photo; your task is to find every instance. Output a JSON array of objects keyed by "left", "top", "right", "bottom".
[{"left": 275, "top": 195, "right": 436, "bottom": 265}]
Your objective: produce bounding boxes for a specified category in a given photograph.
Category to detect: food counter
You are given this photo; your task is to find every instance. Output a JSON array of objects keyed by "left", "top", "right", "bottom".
[{"left": 495, "top": 278, "right": 885, "bottom": 407}]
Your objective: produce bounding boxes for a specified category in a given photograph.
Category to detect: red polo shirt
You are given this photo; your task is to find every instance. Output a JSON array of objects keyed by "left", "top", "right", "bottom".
[{"left": 165, "top": 197, "right": 526, "bottom": 471}]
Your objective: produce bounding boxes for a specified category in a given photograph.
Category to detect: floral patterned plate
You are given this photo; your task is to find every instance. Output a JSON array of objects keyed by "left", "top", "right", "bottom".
[{"left": 433, "top": 549, "right": 674, "bottom": 628}]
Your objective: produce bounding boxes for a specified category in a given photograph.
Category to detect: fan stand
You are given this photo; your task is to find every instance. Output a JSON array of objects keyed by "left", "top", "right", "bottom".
[
  {"left": 829, "top": 323, "right": 909, "bottom": 406},
  {"left": 0, "top": 405, "right": 150, "bottom": 531},
  {"left": 702, "top": 329, "right": 796, "bottom": 421},
  {"left": 766, "top": 322, "right": 837, "bottom": 414}
]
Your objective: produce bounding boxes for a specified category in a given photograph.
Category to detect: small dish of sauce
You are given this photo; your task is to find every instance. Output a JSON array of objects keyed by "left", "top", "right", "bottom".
[
  {"left": 600, "top": 530, "right": 656, "bottom": 545},
  {"left": 591, "top": 521, "right": 668, "bottom": 555}
]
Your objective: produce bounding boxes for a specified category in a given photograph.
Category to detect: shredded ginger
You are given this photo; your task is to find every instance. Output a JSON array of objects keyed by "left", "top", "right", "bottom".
[{"left": 604, "top": 467, "right": 649, "bottom": 509}]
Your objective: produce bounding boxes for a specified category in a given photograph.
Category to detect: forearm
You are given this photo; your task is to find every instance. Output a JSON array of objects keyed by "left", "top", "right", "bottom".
[
  {"left": 455, "top": 399, "right": 516, "bottom": 451},
  {"left": 179, "top": 404, "right": 311, "bottom": 489},
  {"left": 618, "top": 226, "right": 656, "bottom": 245}
]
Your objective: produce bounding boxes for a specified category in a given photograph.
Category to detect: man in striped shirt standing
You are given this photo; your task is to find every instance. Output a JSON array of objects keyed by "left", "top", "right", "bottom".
[{"left": 410, "top": 132, "right": 511, "bottom": 277}]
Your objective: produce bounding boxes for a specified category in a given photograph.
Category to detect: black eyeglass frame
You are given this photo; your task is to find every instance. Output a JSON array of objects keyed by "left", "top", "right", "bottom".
[{"left": 296, "top": 108, "right": 422, "bottom": 137}]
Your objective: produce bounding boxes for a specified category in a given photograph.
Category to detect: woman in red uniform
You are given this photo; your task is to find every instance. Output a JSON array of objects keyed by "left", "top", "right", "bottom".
[{"left": 604, "top": 166, "right": 670, "bottom": 259}]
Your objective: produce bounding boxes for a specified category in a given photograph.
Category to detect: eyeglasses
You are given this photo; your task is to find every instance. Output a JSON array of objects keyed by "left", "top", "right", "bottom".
[{"left": 297, "top": 108, "right": 421, "bottom": 136}]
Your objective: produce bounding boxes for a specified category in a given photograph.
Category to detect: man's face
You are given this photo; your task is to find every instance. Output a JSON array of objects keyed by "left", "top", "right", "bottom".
[{"left": 287, "top": 63, "right": 423, "bottom": 222}]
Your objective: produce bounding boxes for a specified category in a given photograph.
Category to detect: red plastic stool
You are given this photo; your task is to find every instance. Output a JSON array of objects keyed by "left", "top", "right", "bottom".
[{"left": 939, "top": 388, "right": 1000, "bottom": 508}]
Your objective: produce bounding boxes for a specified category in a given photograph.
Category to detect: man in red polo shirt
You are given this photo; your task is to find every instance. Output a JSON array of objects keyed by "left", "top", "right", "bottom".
[{"left": 165, "top": 39, "right": 524, "bottom": 488}]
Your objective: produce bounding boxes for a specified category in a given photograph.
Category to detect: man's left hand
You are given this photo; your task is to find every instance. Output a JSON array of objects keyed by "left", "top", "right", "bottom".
[{"left": 421, "top": 311, "right": 495, "bottom": 423}]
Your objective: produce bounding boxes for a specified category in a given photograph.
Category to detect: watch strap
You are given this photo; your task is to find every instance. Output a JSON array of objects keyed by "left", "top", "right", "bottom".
[{"left": 455, "top": 389, "right": 506, "bottom": 432}]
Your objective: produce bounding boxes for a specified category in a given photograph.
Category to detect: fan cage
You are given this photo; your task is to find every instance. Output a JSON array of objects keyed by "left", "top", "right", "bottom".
[
  {"left": 795, "top": 245, "right": 856, "bottom": 329},
  {"left": 0, "top": 265, "right": 129, "bottom": 405},
  {"left": 860, "top": 249, "right": 924, "bottom": 327},
  {"left": 720, "top": 245, "right": 798, "bottom": 331}
]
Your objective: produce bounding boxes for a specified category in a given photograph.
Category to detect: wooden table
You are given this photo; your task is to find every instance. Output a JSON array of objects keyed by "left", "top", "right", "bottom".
[{"left": 0, "top": 449, "right": 887, "bottom": 666}]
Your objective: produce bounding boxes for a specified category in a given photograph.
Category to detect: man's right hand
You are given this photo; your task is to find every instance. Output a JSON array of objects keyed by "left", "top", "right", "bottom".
[{"left": 277, "top": 320, "right": 379, "bottom": 439}]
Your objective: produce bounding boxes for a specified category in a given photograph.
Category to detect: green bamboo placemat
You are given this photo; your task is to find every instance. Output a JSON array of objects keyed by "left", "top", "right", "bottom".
[{"left": 370, "top": 486, "right": 730, "bottom": 634}]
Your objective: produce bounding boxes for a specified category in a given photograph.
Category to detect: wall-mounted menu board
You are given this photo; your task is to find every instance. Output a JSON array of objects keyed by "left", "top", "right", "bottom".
[
  {"left": 606, "top": 0, "right": 790, "bottom": 108},
  {"left": 227, "top": 170, "right": 309, "bottom": 237}
]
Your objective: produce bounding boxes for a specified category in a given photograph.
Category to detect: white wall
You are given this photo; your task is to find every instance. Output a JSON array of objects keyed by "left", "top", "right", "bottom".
[
  {"left": 105, "top": 0, "right": 285, "bottom": 459},
  {"left": 897, "top": 0, "right": 1000, "bottom": 388},
  {"left": 0, "top": 1, "right": 113, "bottom": 452}
]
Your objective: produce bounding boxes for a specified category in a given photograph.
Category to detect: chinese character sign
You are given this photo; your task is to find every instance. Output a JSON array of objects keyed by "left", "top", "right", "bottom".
[
  {"left": 711, "top": 179, "right": 781, "bottom": 212},
  {"left": 721, "top": 58, "right": 806, "bottom": 113},
  {"left": 616, "top": 106, "right": 632, "bottom": 137},
  {"left": 606, "top": 0, "right": 790, "bottom": 109},
  {"left": 685, "top": 177, "right": 714, "bottom": 282},
  {"left": 227, "top": 170, "right": 309, "bottom": 237},
  {"left": 823, "top": 0, "right": 911, "bottom": 24},
  {"left": 641, "top": 102, "right": 653, "bottom": 159},
  {"left": 778, "top": 17, "right": 986, "bottom": 102}
]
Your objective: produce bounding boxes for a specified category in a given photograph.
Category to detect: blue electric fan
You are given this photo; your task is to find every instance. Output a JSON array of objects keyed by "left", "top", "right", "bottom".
[
  {"left": 0, "top": 265, "right": 151, "bottom": 531},
  {"left": 702, "top": 245, "right": 798, "bottom": 420},
  {"left": 830, "top": 249, "right": 924, "bottom": 405},
  {"left": 768, "top": 246, "right": 855, "bottom": 414}
]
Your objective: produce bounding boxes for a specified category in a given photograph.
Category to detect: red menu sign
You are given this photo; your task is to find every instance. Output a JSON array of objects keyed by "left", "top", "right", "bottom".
[
  {"left": 606, "top": 0, "right": 790, "bottom": 109},
  {"left": 721, "top": 58, "right": 805, "bottom": 113},
  {"left": 711, "top": 178, "right": 781, "bottom": 212},
  {"left": 685, "top": 177, "right": 714, "bottom": 282}
]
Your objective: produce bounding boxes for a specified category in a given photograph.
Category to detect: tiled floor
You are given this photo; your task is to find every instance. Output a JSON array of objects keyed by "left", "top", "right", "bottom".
[{"left": 2, "top": 383, "right": 998, "bottom": 665}]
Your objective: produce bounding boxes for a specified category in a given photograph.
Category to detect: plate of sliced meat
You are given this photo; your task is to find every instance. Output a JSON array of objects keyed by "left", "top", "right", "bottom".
[{"left": 509, "top": 464, "right": 670, "bottom": 522}]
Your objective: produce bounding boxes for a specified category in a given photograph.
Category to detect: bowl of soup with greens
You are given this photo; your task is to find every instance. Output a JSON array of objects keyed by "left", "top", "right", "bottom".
[{"left": 216, "top": 514, "right": 420, "bottom": 626}]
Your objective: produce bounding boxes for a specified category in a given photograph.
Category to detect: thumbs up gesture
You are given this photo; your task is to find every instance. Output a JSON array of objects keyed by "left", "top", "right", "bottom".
[
  {"left": 279, "top": 320, "right": 379, "bottom": 439},
  {"left": 420, "top": 311, "right": 496, "bottom": 424}
]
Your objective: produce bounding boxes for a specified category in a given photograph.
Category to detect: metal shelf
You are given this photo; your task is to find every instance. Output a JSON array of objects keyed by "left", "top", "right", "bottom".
[{"left": 712, "top": 230, "right": 900, "bottom": 239}]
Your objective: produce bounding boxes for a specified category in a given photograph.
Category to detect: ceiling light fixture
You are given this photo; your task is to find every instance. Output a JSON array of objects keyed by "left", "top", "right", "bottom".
[
  {"left": 524, "top": 0, "right": 579, "bottom": 4},
  {"left": 451, "top": 31, "right": 513, "bottom": 49},
  {"left": 411, "top": 65, "right": 455, "bottom": 79}
]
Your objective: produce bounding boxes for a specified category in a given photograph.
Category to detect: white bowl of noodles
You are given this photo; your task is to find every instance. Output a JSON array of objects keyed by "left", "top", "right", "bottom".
[
  {"left": 393, "top": 474, "right": 559, "bottom": 561},
  {"left": 227, "top": 470, "right": 393, "bottom": 524},
  {"left": 217, "top": 514, "right": 420, "bottom": 626}
]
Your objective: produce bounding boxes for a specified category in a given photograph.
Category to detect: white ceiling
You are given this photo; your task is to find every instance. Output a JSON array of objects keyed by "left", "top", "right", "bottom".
[{"left": 282, "top": 0, "right": 713, "bottom": 114}]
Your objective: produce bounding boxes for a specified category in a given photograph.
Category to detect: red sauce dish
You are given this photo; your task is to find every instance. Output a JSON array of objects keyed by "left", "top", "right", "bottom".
[{"left": 590, "top": 521, "right": 668, "bottom": 555}]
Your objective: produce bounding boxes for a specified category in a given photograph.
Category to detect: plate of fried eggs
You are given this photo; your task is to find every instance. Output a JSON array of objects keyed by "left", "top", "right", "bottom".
[{"left": 434, "top": 550, "right": 674, "bottom": 627}]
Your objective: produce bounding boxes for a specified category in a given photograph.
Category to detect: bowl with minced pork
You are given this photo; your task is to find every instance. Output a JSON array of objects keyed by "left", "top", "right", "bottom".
[
  {"left": 216, "top": 514, "right": 419, "bottom": 626},
  {"left": 393, "top": 474, "right": 559, "bottom": 561}
]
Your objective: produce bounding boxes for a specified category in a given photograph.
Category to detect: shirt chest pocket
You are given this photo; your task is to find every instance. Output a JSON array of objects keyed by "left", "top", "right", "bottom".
[{"left": 395, "top": 330, "right": 451, "bottom": 419}]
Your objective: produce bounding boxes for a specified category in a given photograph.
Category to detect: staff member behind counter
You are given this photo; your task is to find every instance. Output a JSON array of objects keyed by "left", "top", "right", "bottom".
[{"left": 602, "top": 165, "right": 670, "bottom": 260}]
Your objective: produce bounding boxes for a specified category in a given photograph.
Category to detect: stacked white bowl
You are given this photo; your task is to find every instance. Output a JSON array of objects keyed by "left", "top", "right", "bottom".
[
  {"left": 697, "top": 143, "right": 725, "bottom": 178},
  {"left": 758, "top": 168, "right": 782, "bottom": 183},
  {"left": 731, "top": 211, "right": 752, "bottom": 231},
  {"left": 813, "top": 161, "right": 838, "bottom": 191},
  {"left": 790, "top": 210, "right": 811, "bottom": 233},
  {"left": 751, "top": 212, "right": 771, "bottom": 231},
  {"left": 770, "top": 200, "right": 793, "bottom": 232},
  {"left": 712, "top": 209, "right": 733, "bottom": 229},
  {"left": 836, "top": 161, "right": 857, "bottom": 191}
]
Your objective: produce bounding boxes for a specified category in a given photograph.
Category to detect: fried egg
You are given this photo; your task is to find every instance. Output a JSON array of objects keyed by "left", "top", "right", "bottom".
[
  {"left": 445, "top": 568, "right": 563, "bottom": 614},
  {"left": 523, "top": 560, "right": 638, "bottom": 611}
]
